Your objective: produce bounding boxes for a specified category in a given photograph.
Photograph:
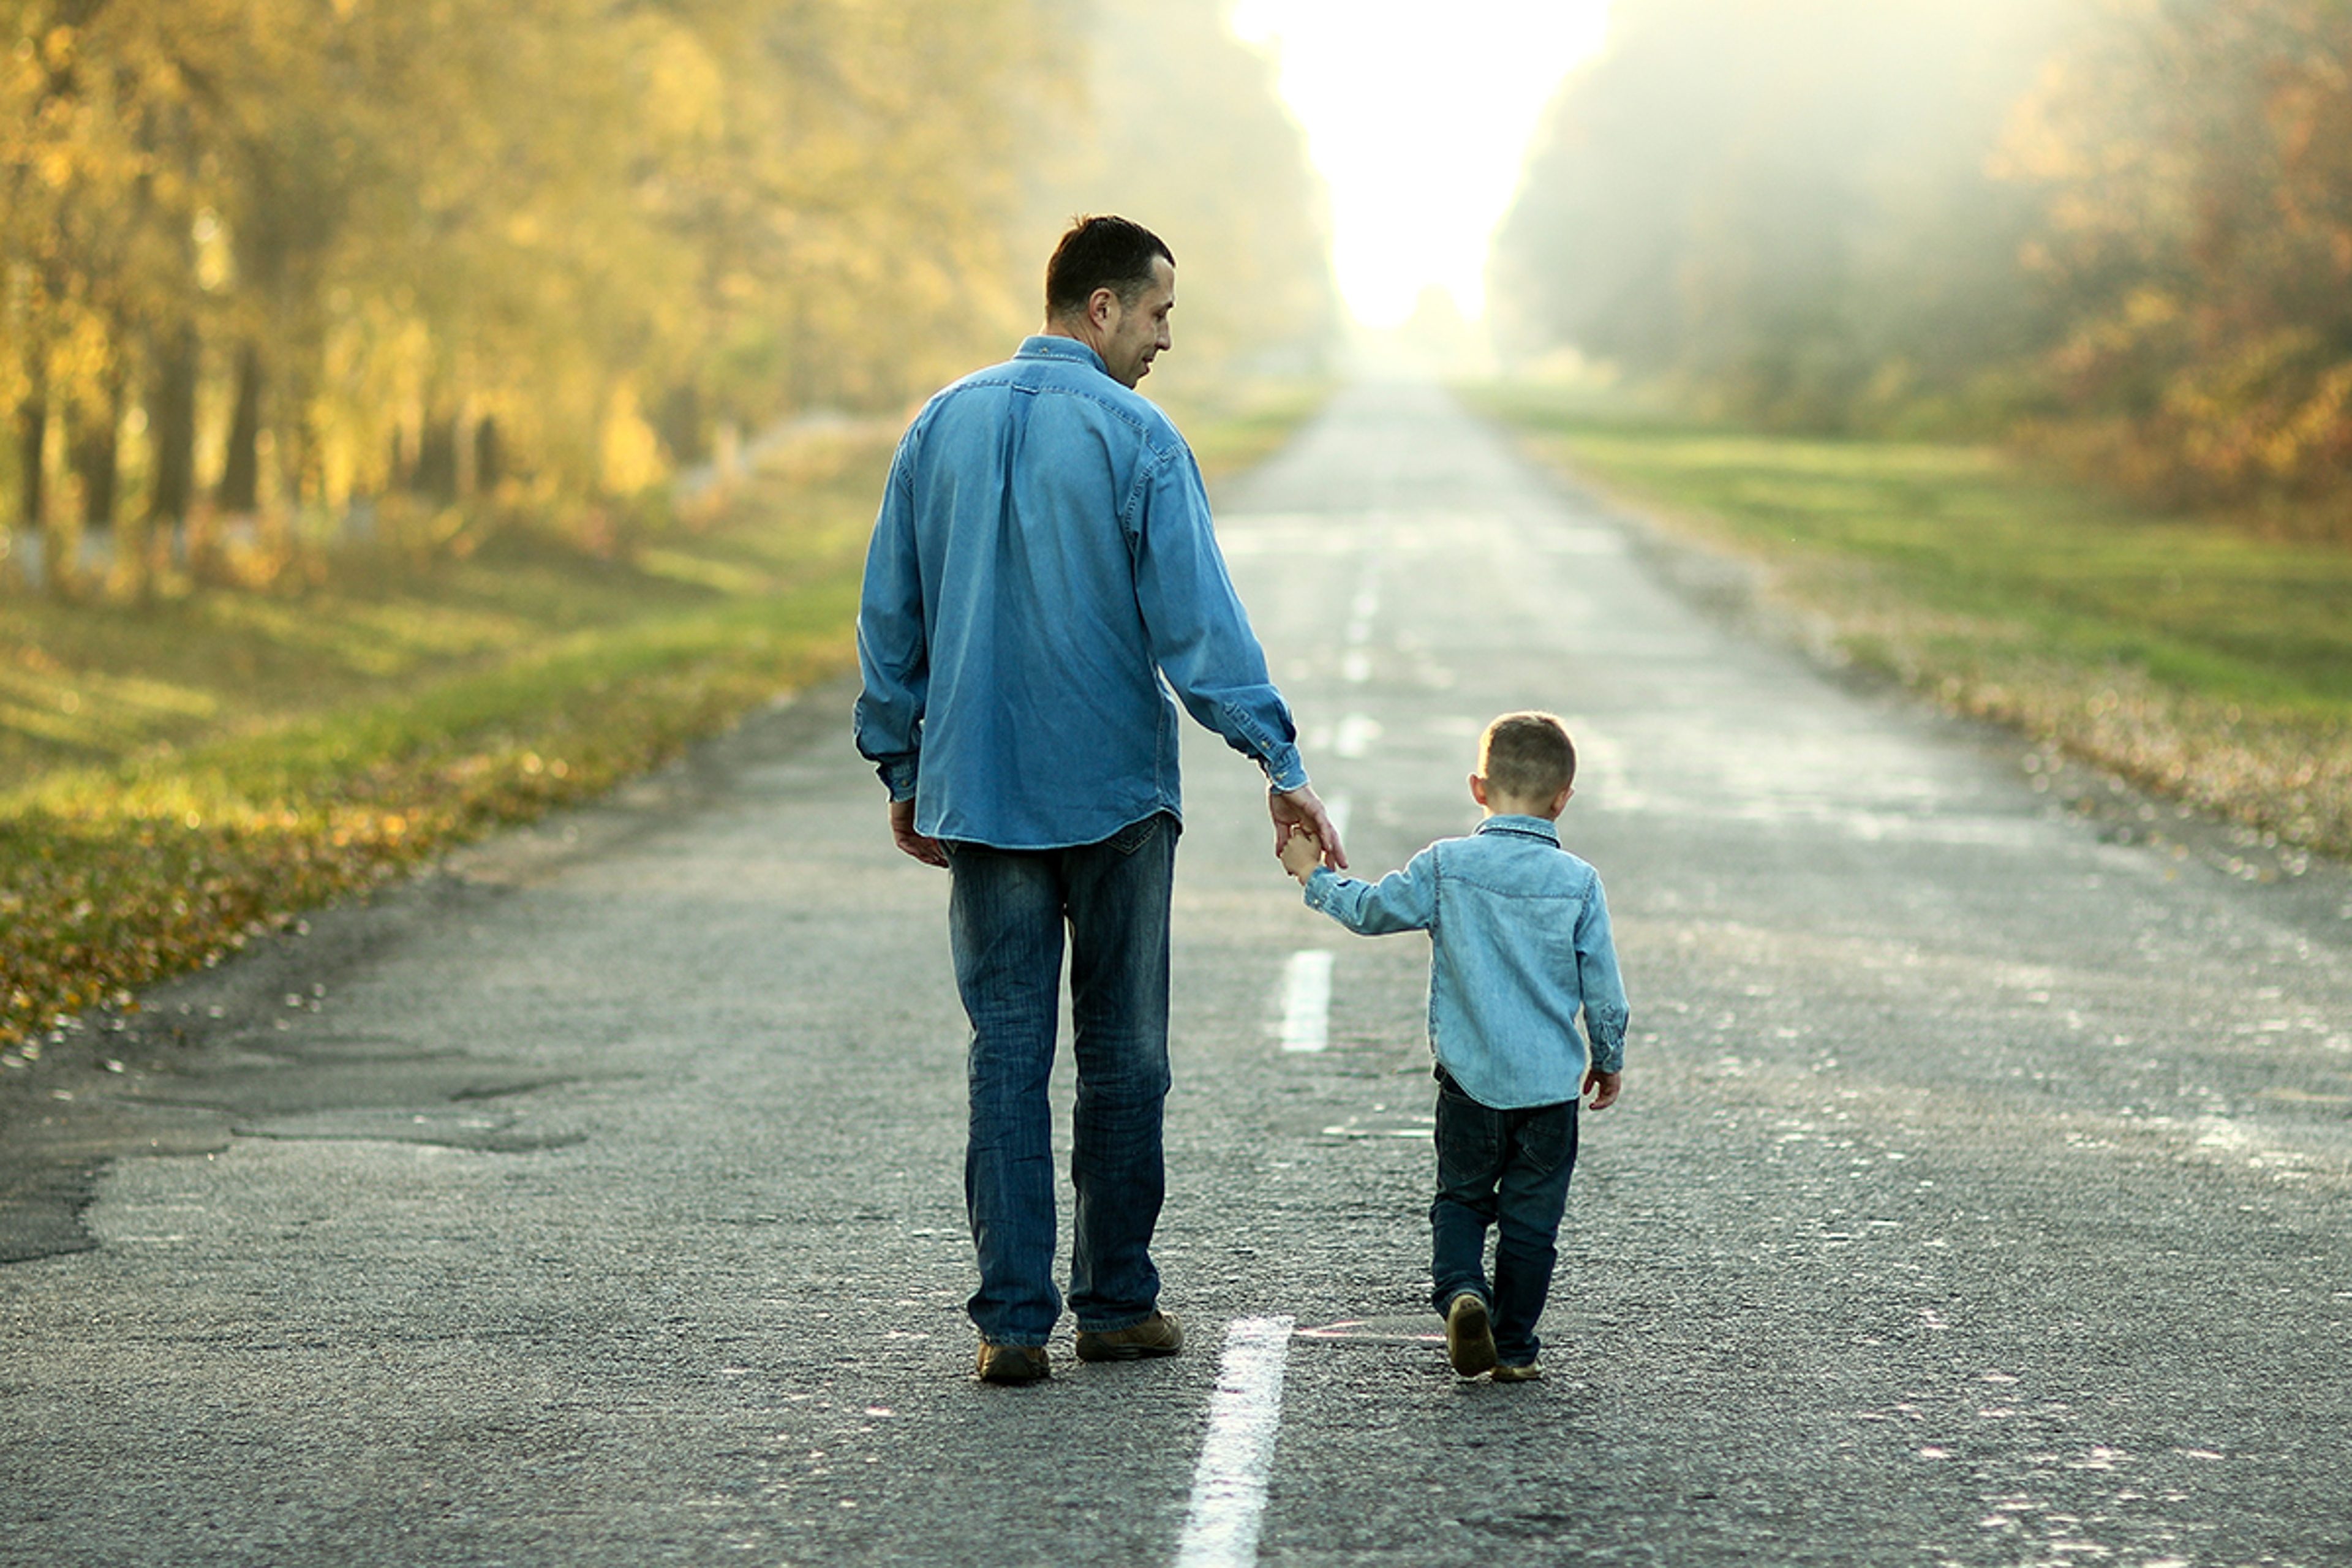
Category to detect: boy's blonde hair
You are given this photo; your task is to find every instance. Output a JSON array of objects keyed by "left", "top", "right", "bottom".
[{"left": 1480, "top": 710, "right": 1577, "bottom": 800}]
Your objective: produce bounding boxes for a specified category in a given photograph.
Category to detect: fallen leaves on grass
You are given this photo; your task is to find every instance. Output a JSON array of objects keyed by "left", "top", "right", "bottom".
[
  {"left": 1928, "top": 661, "right": 2352, "bottom": 857},
  {"left": 1814, "top": 599, "right": 2352, "bottom": 857},
  {"left": 0, "top": 646, "right": 848, "bottom": 1052}
]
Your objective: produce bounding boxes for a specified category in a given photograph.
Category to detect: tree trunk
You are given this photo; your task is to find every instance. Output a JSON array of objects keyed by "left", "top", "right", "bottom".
[
  {"left": 50, "top": 372, "right": 118, "bottom": 599},
  {"left": 414, "top": 413, "right": 458, "bottom": 503},
  {"left": 148, "top": 324, "right": 200, "bottom": 526},
  {"left": 218, "top": 341, "right": 265, "bottom": 513},
  {"left": 657, "top": 382, "right": 705, "bottom": 465},
  {"left": 73, "top": 363, "right": 124, "bottom": 530},
  {"left": 474, "top": 416, "right": 502, "bottom": 492},
  {"left": 12, "top": 389, "right": 43, "bottom": 538}
]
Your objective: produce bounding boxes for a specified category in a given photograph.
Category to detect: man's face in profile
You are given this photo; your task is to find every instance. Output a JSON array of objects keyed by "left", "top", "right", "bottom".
[{"left": 1099, "top": 257, "right": 1175, "bottom": 389}]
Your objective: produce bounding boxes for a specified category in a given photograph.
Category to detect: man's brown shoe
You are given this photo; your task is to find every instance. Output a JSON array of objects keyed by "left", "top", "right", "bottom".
[
  {"left": 1444, "top": 1293, "right": 1498, "bottom": 1377},
  {"left": 975, "top": 1342, "right": 1050, "bottom": 1384},
  {"left": 1074, "top": 1310, "right": 1184, "bottom": 1362}
]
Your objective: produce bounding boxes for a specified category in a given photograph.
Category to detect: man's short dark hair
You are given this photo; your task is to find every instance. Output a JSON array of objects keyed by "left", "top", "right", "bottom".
[
  {"left": 1046, "top": 215, "right": 1175, "bottom": 318},
  {"left": 1481, "top": 711, "right": 1577, "bottom": 800}
]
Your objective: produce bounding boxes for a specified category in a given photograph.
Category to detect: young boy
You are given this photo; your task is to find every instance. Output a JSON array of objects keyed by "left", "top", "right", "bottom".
[{"left": 1278, "top": 710, "right": 1627, "bottom": 1382}]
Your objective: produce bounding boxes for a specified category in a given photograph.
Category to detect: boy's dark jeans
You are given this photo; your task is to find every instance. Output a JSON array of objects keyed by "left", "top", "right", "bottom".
[{"left": 1428, "top": 1068, "right": 1580, "bottom": 1365}]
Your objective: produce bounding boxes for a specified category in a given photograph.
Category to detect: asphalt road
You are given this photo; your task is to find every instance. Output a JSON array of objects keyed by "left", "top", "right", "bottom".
[{"left": 4, "top": 378, "right": 2349, "bottom": 1567}]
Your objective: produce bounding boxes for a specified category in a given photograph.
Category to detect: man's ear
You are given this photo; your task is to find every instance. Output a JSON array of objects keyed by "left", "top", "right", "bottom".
[
  {"left": 1088, "top": 285, "right": 1120, "bottom": 328},
  {"left": 1469, "top": 772, "right": 1489, "bottom": 807}
]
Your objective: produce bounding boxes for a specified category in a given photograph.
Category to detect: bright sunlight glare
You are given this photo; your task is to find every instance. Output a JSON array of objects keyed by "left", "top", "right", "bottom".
[{"left": 1231, "top": 0, "right": 1611, "bottom": 330}]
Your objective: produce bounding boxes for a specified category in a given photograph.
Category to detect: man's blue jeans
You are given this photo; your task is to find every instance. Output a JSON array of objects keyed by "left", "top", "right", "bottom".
[
  {"left": 1428, "top": 1067, "right": 1580, "bottom": 1365},
  {"left": 944, "top": 813, "right": 1177, "bottom": 1347}
]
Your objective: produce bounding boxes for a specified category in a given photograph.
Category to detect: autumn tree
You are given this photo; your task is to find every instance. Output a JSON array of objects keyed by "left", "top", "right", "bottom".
[
  {"left": 2, "top": 0, "right": 1068, "bottom": 588},
  {"left": 3, "top": 0, "right": 1331, "bottom": 600},
  {"left": 1997, "top": 0, "right": 2352, "bottom": 507}
]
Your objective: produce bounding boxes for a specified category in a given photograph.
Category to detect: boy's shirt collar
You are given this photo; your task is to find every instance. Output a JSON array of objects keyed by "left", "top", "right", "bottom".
[{"left": 1473, "top": 813, "right": 1561, "bottom": 843}]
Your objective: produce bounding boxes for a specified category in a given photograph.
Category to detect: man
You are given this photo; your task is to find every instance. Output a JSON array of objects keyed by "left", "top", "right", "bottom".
[{"left": 854, "top": 215, "right": 1346, "bottom": 1384}]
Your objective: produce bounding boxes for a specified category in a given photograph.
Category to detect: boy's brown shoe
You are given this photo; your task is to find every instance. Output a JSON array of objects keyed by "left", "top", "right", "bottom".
[
  {"left": 1490, "top": 1360, "right": 1544, "bottom": 1383},
  {"left": 1074, "top": 1310, "right": 1185, "bottom": 1362},
  {"left": 975, "top": 1342, "right": 1050, "bottom": 1384},
  {"left": 1444, "top": 1292, "right": 1499, "bottom": 1377}
]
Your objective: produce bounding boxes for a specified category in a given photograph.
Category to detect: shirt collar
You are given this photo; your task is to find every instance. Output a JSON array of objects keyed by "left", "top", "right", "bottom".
[
  {"left": 1017, "top": 334, "right": 1110, "bottom": 377},
  {"left": 1473, "top": 814, "right": 1561, "bottom": 845}
]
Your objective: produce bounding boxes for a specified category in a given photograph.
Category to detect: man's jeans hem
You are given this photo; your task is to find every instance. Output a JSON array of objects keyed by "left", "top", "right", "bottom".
[{"left": 1073, "top": 1308, "right": 1163, "bottom": 1334}]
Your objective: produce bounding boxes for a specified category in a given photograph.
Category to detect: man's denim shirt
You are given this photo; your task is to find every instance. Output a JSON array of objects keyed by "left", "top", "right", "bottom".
[
  {"left": 1302, "top": 815, "right": 1629, "bottom": 1109},
  {"left": 854, "top": 336, "right": 1305, "bottom": 850}
]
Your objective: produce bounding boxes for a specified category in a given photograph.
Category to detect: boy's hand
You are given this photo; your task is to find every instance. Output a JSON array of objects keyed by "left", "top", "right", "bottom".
[
  {"left": 1278, "top": 823, "right": 1323, "bottom": 881},
  {"left": 1583, "top": 1068, "right": 1622, "bottom": 1110}
]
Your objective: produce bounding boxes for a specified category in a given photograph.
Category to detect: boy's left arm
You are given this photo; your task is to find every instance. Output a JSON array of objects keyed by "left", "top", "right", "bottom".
[
  {"left": 1295, "top": 844, "right": 1441, "bottom": 936},
  {"left": 1576, "top": 874, "right": 1630, "bottom": 1087}
]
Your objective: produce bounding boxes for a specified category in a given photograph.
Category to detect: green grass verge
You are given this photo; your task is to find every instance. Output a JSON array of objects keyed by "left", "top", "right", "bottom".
[
  {"left": 1464, "top": 381, "right": 2352, "bottom": 861},
  {"left": 0, "top": 383, "right": 1335, "bottom": 1052}
]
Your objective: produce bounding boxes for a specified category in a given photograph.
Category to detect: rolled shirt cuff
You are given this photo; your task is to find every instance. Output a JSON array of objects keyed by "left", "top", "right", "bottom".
[
  {"left": 875, "top": 756, "right": 920, "bottom": 802},
  {"left": 1262, "top": 745, "right": 1310, "bottom": 796}
]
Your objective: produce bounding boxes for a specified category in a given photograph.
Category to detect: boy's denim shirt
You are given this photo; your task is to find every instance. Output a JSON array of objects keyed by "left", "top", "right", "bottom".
[
  {"left": 854, "top": 336, "right": 1306, "bottom": 850},
  {"left": 1302, "top": 815, "right": 1629, "bottom": 1109}
]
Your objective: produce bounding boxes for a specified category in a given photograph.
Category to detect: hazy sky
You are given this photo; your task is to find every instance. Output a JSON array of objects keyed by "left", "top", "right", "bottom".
[{"left": 1229, "top": 0, "right": 1613, "bottom": 329}]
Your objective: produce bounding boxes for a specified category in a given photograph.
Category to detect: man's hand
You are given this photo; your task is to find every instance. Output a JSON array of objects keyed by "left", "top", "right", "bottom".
[
  {"left": 1270, "top": 785, "right": 1347, "bottom": 871},
  {"left": 1583, "top": 1068, "right": 1622, "bottom": 1111},
  {"left": 890, "top": 797, "right": 948, "bottom": 868}
]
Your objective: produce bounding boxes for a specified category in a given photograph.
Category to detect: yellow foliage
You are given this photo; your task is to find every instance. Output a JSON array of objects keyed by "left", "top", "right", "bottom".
[{"left": 599, "top": 383, "right": 666, "bottom": 499}]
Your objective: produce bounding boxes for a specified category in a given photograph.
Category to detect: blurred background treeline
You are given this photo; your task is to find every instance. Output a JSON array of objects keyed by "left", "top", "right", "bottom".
[
  {"left": 1491, "top": 0, "right": 2352, "bottom": 528},
  {"left": 0, "top": 0, "right": 1336, "bottom": 598}
]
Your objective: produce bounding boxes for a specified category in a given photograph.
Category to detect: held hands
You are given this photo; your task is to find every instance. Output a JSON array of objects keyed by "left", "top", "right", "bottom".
[
  {"left": 1269, "top": 785, "right": 1346, "bottom": 873},
  {"left": 1278, "top": 822, "right": 1324, "bottom": 883}
]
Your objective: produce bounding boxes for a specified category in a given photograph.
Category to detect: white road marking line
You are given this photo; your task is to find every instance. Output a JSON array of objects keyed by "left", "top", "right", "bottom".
[
  {"left": 1344, "top": 605, "right": 1375, "bottom": 647},
  {"left": 1279, "top": 951, "right": 1334, "bottom": 1053},
  {"left": 1172, "top": 1316, "right": 1297, "bottom": 1568},
  {"left": 1343, "top": 562, "right": 1378, "bottom": 662}
]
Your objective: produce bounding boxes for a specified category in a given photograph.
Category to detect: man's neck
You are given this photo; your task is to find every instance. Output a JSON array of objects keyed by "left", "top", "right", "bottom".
[{"left": 1042, "top": 315, "right": 1102, "bottom": 356}]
